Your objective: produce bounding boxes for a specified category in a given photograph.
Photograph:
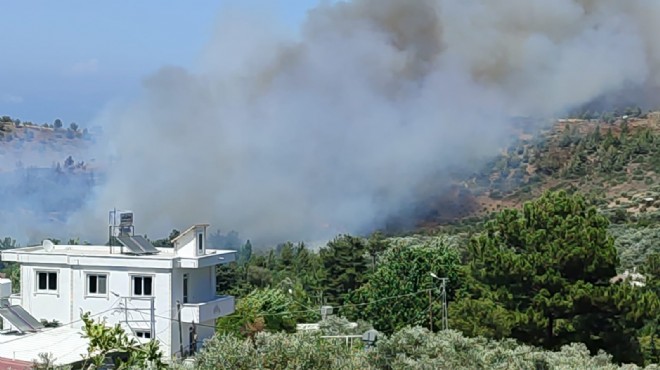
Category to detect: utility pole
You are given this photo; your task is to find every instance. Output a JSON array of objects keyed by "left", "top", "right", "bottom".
[
  {"left": 428, "top": 289, "right": 433, "bottom": 331},
  {"left": 430, "top": 273, "right": 449, "bottom": 331},
  {"left": 177, "top": 300, "right": 183, "bottom": 357}
]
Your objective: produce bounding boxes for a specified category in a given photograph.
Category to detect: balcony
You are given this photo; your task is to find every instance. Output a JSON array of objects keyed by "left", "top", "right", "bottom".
[{"left": 180, "top": 295, "right": 234, "bottom": 323}]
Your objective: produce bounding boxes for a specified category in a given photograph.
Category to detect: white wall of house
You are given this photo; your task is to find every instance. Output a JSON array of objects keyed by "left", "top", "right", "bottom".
[
  {"left": 19, "top": 263, "right": 72, "bottom": 324},
  {"left": 170, "top": 265, "right": 218, "bottom": 355},
  {"left": 1, "top": 226, "right": 235, "bottom": 360},
  {"left": 173, "top": 225, "right": 208, "bottom": 258},
  {"left": 17, "top": 263, "right": 178, "bottom": 356}
]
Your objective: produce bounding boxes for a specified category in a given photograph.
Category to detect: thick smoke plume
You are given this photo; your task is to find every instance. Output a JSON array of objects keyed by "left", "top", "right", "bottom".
[{"left": 65, "top": 0, "right": 660, "bottom": 246}]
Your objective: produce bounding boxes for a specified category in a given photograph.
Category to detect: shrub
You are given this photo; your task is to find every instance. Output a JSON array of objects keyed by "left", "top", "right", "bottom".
[{"left": 186, "top": 327, "right": 659, "bottom": 370}]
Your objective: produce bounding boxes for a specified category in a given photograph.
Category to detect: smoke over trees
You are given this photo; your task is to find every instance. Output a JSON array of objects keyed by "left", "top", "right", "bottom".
[{"left": 68, "top": 0, "right": 660, "bottom": 245}]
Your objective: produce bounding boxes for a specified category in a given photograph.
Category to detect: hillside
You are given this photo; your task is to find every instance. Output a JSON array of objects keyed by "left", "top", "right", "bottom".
[
  {"left": 0, "top": 115, "right": 97, "bottom": 171},
  {"left": 417, "top": 109, "right": 660, "bottom": 269},
  {"left": 418, "top": 111, "right": 660, "bottom": 219},
  {"left": 470, "top": 111, "right": 660, "bottom": 214},
  {"left": 0, "top": 115, "right": 100, "bottom": 226}
]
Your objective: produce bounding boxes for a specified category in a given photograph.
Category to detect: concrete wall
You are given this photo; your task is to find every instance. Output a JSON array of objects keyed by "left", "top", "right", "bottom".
[
  {"left": 174, "top": 226, "right": 207, "bottom": 258},
  {"left": 171, "top": 267, "right": 215, "bottom": 305},
  {"left": 169, "top": 265, "right": 216, "bottom": 357},
  {"left": 17, "top": 263, "right": 177, "bottom": 357}
]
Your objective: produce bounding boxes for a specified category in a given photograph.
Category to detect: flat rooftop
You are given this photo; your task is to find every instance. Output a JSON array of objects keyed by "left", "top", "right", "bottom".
[
  {"left": 0, "top": 325, "right": 89, "bottom": 367},
  {"left": 2, "top": 244, "right": 235, "bottom": 258},
  {"left": 4, "top": 244, "right": 231, "bottom": 258},
  {"left": 1, "top": 244, "right": 236, "bottom": 269}
]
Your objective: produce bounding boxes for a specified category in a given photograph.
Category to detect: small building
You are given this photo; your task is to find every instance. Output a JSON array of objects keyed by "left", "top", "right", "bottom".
[
  {"left": 0, "top": 211, "right": 236, "bottom": 367},
  {"left": 609, "top": 268, "right": 646, "bottom": 287}
]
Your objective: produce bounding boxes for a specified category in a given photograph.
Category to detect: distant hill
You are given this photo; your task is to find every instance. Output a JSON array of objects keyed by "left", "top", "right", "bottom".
[
  {"left": 0, "top": 116, "right": 99, "bottom": 171},
  {"left": 0, "top": 115, "right": 100, "bottom": 233},
  {"left": 469, "top": 111, "right": 660, "bottom": 216},
  {"left": 415, "top": 109, "right": 660, "bottom": 269}
]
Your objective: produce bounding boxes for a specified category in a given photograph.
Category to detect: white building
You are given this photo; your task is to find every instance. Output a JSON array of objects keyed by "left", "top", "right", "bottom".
[{"left": 0, "top": 219, "right": 236, "bottom": 366}]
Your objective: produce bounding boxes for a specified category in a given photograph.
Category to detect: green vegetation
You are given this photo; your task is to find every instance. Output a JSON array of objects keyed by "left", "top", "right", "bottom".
[
  {"left": 80, "top": 312, "right": 165, "bottom": 369},
  {"left": 453, "top": 191, "right": 651, "bottom": 364},
  {"left": 205, "top": 191, "right": 660, "bottom": 367},
  {"left": 185, "top": 328, "right": 660, "bottom": 369}
]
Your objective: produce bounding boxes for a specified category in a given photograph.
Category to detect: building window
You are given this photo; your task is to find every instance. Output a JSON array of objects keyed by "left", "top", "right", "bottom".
[
  {"left": 37, "top": 271, "right": 57, "bottom": 292},
  {"left": 134, "top": 330, "right": 152, "bottom": 339},
  {"left": 197, "top": 233, "right": 203, "bottom": 252},
  {"left": 87, "top": 274, "right": 108, "bottom": 295},
  {"left": 183, "top": 274, "right": 189, "bottom": 304},
  {"left": 132, "top": 276, "right": 153, "bottom": 296}
]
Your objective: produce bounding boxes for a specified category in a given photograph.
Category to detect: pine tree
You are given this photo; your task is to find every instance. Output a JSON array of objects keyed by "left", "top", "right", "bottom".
[
  {"left": 457, "top": 191, "right": 645, "bottom": 364},
  {"left": 320, "top": 235, "right": 368, "bottom": 305}
]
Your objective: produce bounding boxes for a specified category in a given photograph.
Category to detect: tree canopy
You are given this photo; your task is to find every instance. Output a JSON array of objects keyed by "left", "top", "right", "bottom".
[
  {"left": 349, "top": 236, "right": 460, "bottom": 333},
  {"left": 453, "top": 191, "right": 650, "bottom": 364}
]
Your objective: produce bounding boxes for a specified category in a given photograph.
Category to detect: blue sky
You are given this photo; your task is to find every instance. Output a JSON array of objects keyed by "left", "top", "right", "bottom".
[{"left": 0, "top": 1, "right": 322, "bottom": 125}]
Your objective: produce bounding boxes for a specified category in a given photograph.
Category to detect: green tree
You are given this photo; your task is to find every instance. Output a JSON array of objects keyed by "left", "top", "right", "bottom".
[
  {"left": 455, "top": 191, "right": 643, "bottom": 364},
  {"left": 80, "top": 312, "right": 164, "bottom": 369},
  {"left": 348, "top": 236, "right": 460, "bottom": 333},
  {"left": 0, "top": 237, "right": 16, "bottom": 250},
  {"left": 366, "top": 231, "right": 389, "bottom": 270},
  {"left": 238, "top": 240, "right": 252, "bottom": 265},
  {"left": 54, "top": 119, "right": 62, "bottom": 129},
  {"left": 276, "top": 242, "right": 295, "bottom": 275},
  {"left": 319, "top": 235, "right": 368, "bottom": 305},
  {"left": 152, "top": 229, "right": 180, "bottom": 248},
  {"left": 291, "top": 242, "right": 323, "bottom": 293},
  {"left": 69, "top": 122, "right": 79, "bottom": 131},
  {"left": 216, "top": 288, "right": 311, "bottom": 338}
]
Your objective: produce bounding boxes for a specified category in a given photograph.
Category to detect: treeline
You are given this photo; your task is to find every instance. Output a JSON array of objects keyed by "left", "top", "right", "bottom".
[
  {"left": 473, "top": 114, "right": 660, "bottom": 206},
  {"left": 568, "top": 105, "right": 647, "bottom": 122},
  {"left": 1, "top": 115, "right": 83, "bottom": 132},
  {"left": 0, "top": 115, "right": 92, "bottom": 141},
  {"left": 200, "top": 191, "right": 660, "bottom": 366}
]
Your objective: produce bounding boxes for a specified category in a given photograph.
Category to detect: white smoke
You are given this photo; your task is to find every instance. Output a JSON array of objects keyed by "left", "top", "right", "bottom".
[{"left": 66, "top": 0, "right": 659, "bottom": 246}]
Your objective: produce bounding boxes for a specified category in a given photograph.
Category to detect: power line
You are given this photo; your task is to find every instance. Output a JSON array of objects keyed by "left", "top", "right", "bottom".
[{"left": 152, "top": 287, "right": 435, "bottom": 331}]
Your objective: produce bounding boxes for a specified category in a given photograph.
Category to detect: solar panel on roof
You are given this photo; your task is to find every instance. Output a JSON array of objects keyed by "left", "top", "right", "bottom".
[
  {"left": 0, "top": 305, "right": 42, "bottom": 333},
  {"left": 117, "top": 235, "right": 146, "bottom": 254},
  {"left": 9, "top": 305, "right": 44, "bottom": 330},
  {"left": 131, "top": 235, "right": 160, "bottom": 254},
  {"left": 117, "top": 235, "right": 159, "bottom": 255}
]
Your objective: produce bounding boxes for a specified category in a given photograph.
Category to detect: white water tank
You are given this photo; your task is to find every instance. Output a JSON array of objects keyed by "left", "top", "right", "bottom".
[{"left": 0, "top": 278, "right": 12, "bottom": 298}]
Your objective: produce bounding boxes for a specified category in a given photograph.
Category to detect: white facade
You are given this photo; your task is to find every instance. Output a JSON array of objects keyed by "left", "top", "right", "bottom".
[{"left": 0, "top": 224, "right": 235, "bottom": 359}]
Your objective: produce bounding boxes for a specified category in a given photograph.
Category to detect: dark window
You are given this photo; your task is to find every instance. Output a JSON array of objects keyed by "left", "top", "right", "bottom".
[
  {"left": 37, "top": 272, "right": 57, "bottom": 291},
  {"left": 135, "top": 330, "right": 152, "bottom": 339},
  {"left": 38, "top": 272, "right": 47, "bottom": 290},
  {"left": 132, "top": 276, "right": 153, "bottom": 296},
  {"left": 133, "top": 276, "right": 142, "bottom": 295},
  {"left": 88, "top": 274, "right": 107, "bottom": 295},
  {"left": 183, "top": 274, "right": 189, "bottom": 304},
  {"left": 143, "top": 277, "right": 152, "bottom": 296},
  {"left": 197, "top": 234, "right": 203, "bottom": 252}
]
